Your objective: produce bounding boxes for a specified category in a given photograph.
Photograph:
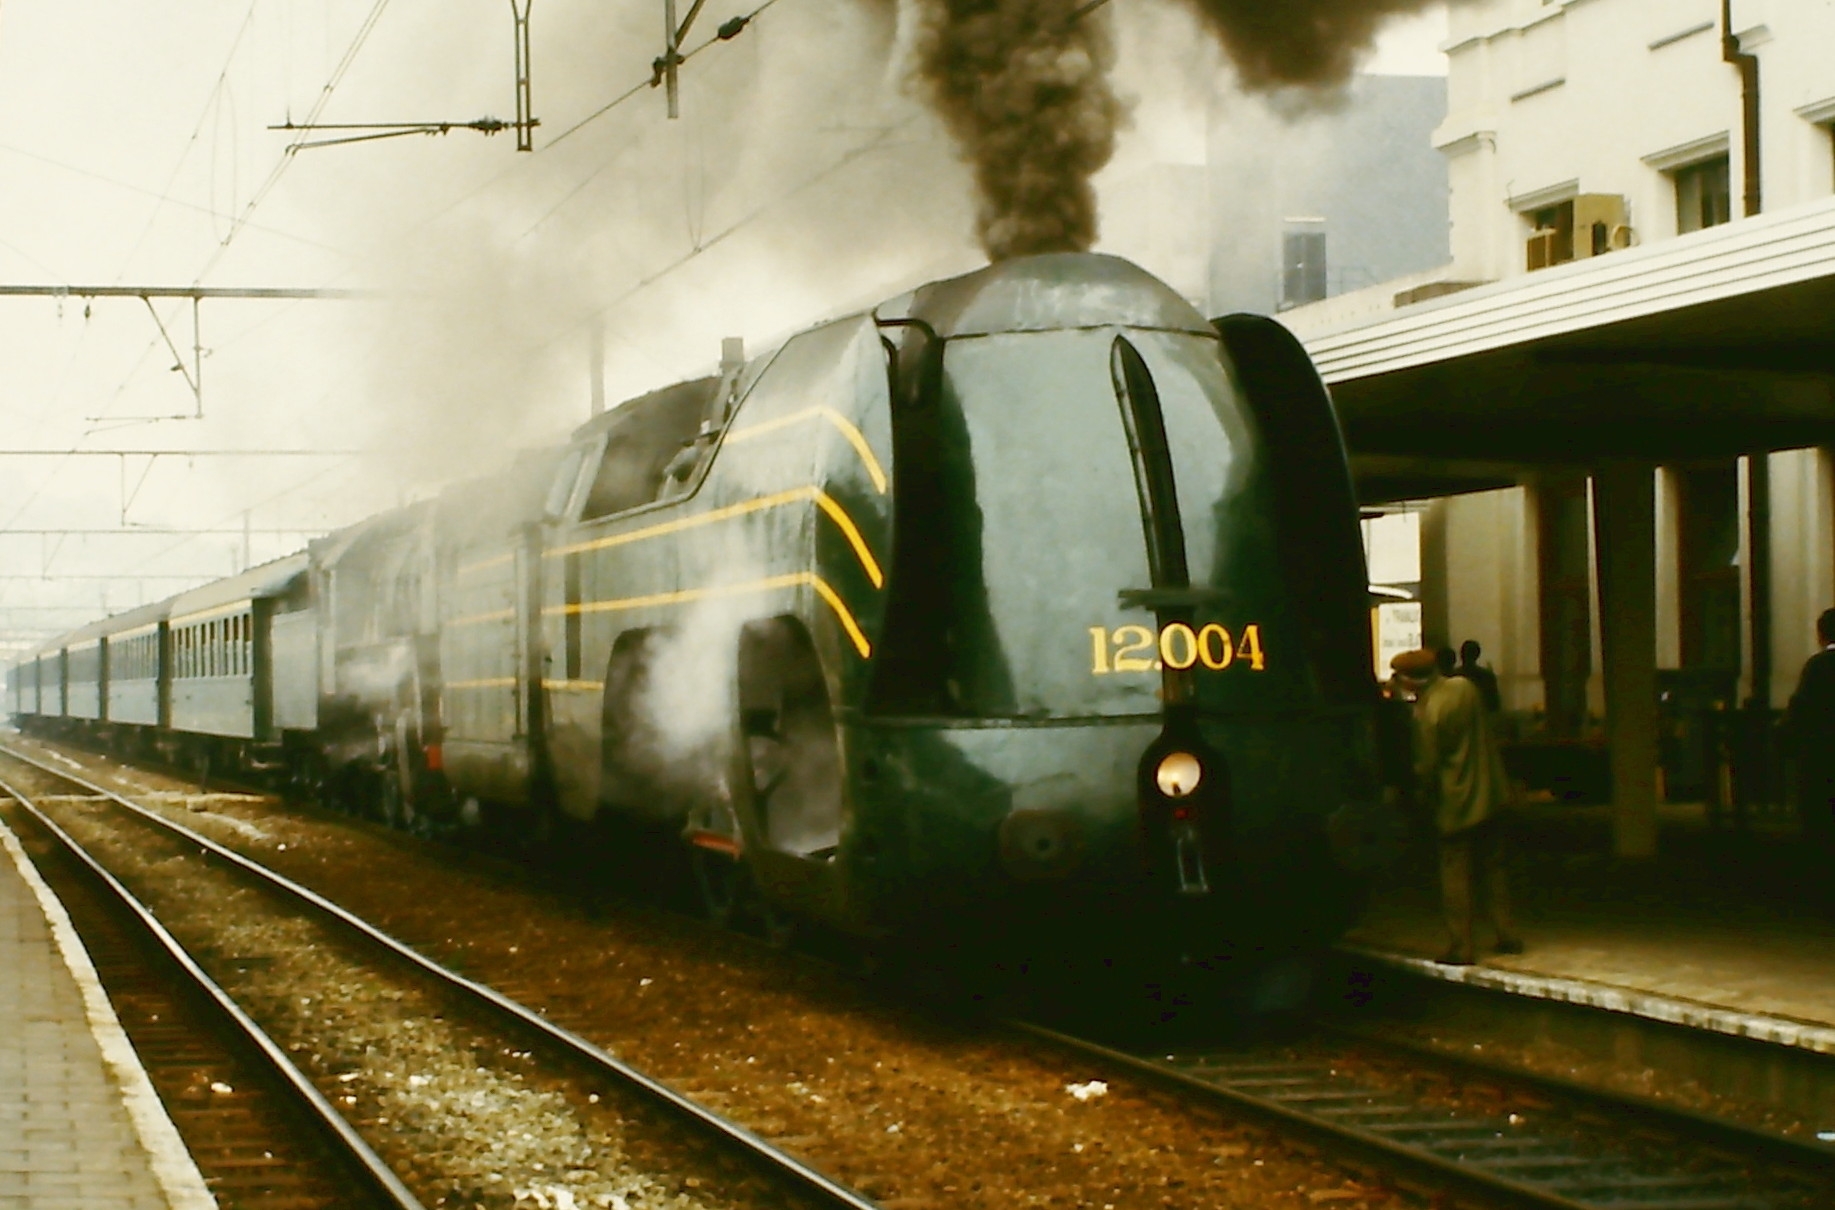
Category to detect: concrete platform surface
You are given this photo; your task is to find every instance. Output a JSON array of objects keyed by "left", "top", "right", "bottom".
[
  {"left": 1345, "top": 801, "right": 1835, "bottom": 1054},
  {"left": 0, "top": 814, "right": 215, "bottom": 1209}
]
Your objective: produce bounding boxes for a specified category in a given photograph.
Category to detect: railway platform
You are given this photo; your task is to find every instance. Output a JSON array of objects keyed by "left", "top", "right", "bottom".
[
  {"left": 1341, "top": 797, "right": 1835, "bottom": 1053},
  {"left": 0, "top": 815, "right": 215, "bottom": 1210}
]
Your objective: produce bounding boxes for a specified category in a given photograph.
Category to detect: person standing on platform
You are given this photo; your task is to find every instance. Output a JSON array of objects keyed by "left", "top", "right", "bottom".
[
  {"left": 1435, "top": 646, "right": 1457, "bottom": 678},
  {"left": 1785, "top": 608, "right": 1835, "bottom": 883},
  {"left": 1391, "top": 648, "right": 1524, "bottom": 965},
  {"left": 1455, "top": 639, "right": 1502, "bottom": 714}
]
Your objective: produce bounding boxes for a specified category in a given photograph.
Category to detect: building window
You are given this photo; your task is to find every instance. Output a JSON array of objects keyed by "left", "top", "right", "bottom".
[
  {"left": 1676, "top": 461, "right": 1741, "bottom": 673},
  {"left": 1280, "top": 219, "right": 1327, "bottom": 309},
  {"left": 1674, "top": 156, "right": 1731, "bottom": 234},
  {"left": 1525, "top": 201, "right": 1574, "bottom": 271}
]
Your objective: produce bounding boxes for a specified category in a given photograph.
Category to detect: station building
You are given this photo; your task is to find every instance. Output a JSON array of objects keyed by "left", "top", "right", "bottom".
[{"left": 1280, "top": 0, "right": 1835, "bottom": 856}]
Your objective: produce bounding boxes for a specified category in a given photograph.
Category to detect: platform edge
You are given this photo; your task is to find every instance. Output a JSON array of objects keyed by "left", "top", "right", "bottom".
[{"left": 0, "top": 815, "right": 220, "bottom": 1210}]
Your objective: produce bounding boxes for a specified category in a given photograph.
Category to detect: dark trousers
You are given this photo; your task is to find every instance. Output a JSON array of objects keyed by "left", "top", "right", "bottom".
[
  {"left": 1439, "top": 818, "right": 1518, "bottom": 962},
  {"left": 1802, "top": 770, "right": 1835, "bottom": 890}
]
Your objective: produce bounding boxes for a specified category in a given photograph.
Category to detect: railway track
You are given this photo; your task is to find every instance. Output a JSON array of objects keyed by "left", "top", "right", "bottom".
[
  {"left": 1014, "top": 1016, "right": 1835, "bottom": 1210},
  {"left": 0, "top": 742, "right": 880, "bottom": 1210},
  {"left": 16, "top": 731, "right": 1835, "bottom": 1210},
  {"left": 0, "top": 779, "right": 421, "bottom": 1210}
]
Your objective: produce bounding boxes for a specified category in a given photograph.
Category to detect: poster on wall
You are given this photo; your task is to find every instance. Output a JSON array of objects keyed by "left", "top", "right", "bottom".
[{"left": 1375, "top": 601, "right": 1422, "bottom": 679}]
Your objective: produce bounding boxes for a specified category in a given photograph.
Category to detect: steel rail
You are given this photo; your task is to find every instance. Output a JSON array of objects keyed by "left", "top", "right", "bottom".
[
  {"left": 0, "top": 740, "right": 883, "bottom": 1210},
  {"left": 1009, "top": 1018, "right": 1823, "bottom": 1210},
  {"left": 1312, "top": 1014, "right": 1835, "bottom": 1179},
  {"left": 0, "top": 771, "right": 427, "bottom": 1210}
]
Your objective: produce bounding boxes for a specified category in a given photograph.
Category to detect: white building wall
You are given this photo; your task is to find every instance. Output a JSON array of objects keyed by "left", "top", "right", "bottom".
[
  {"left": 1441, "top": 488, "right": 1543, "bottom": 713},
  {"left": 1440, "top": 0, "right": 1835, "bottom": 281},
  {"left": 1770, "top": 448, "right": 1835, "bottom": 702},
  {"left": 1420, "top": 0, "right": 1835, "bottom": 720}
]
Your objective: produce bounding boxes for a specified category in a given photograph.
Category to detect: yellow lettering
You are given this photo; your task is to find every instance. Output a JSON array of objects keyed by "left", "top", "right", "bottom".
[
  {"left": 1159, "top": 622, "right": 1199, "bottom": 671},
  {"left": 1197, "top": 623, "right": 1233, "bottom": 670},
  {"left": 1239, "top": 623, "right": 1266, "bottom": 671},
  {"left": 1112, "top": 625, "right": 1156, "bottom": 672},
  {"left": 1089, "top": 626, "right": 1111, "bottom": 675}
]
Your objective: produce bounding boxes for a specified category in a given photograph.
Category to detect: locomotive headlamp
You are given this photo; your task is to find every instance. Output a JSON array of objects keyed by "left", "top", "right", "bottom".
[{"left": 1154, "top": 751, "right": 1202, "bottom": 798}]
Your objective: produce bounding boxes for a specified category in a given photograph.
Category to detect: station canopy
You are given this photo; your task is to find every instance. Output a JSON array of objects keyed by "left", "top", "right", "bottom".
[{"left": 1294, "top": 196, "right": 1835, "bottom": 505}]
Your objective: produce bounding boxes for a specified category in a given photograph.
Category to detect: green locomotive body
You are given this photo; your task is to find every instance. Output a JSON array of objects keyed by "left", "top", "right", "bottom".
[
  {"left": 436, "top": 252, "right": 1393, "bottom": 952},
  {"left": 11, "top": 252, "right": 1395, "bottom": 970}
]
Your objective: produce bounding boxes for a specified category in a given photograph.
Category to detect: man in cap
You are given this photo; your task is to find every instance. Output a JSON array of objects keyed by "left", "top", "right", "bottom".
[{"left": 1391, "top": 647, "right": 1523, "bottom": 964}]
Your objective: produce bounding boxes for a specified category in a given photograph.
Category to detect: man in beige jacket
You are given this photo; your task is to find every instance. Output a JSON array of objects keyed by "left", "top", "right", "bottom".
[{"left": 1391, "top": 648, "right": 1524, "bottom": 965}]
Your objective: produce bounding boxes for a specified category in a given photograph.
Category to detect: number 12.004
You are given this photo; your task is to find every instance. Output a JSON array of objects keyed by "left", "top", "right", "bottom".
[{"left": 1089, "top": 623, "right": 1265, "bottom": 674}]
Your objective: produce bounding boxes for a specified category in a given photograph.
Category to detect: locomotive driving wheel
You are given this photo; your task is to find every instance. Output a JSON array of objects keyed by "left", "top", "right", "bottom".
[
  {"left": 691, "top": 847, "right": 747, "bottom": 929},
  {"left": 689, "top": 847, "right": 796, "bottom": 947}
]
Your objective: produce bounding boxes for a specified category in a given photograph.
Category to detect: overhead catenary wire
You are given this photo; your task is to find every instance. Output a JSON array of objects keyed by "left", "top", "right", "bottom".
[
  {"left": 195, "top": 0, "right": 396, "bottom": 281},
  {"left": 121, "top": 456, "right": 364, "bottom": 574},
  {"left": 413, "top": 0, "right": 786, "bottom": 246},
  {"left": 110, "top": 0, "right": 267, "bottom": 286},
  {"left": 82, "top": 0, "right": 395, "bottom": 432},
  {"left": 0, "top": 143, "right": 350, "bottom": 257},
  {"left": 7, "top": 0, "right": 892, "bottom": 617}
]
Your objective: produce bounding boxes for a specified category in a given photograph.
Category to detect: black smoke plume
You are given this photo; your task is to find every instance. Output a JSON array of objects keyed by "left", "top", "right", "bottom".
[
  {"left": 907, "top": 0, "right": 1442, "bottom": 261},
  {"left": 910, "top": 0, "right": 1121, "bottom": 261},
  {"left": 1179, "top": 0, "right": 1443, "bottom": 89}
]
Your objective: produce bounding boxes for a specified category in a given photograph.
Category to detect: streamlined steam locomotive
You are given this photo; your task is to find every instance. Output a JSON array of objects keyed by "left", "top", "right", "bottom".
[{"left": 8, "top": 253, "right": 1398, "bottom": 968}]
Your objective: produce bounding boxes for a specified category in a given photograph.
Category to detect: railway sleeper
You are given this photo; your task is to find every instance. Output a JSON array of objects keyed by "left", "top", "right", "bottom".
[
  {"left": 1468, "top": 1152, "right": 1597, "bottom": 1172},
  {"left": 1540, "top": 1173, "right": 1756, "bottom": 1193}
]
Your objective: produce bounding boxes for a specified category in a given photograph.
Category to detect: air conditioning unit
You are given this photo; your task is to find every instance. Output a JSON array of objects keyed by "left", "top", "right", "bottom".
[
  {"left": 1608, "top": 224, "right": 1635, "bottom": 250},
  {"left": 1573, "top": 193, "right": 1628, "bottom": 259},
  {"left": 1526, "top": 229, "right": 1560, "bottom": 271}
]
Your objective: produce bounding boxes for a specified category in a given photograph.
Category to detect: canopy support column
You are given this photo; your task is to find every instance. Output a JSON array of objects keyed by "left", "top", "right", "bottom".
[{"left": 1593, "top": 463, "right": 1659, "bottom": 858}]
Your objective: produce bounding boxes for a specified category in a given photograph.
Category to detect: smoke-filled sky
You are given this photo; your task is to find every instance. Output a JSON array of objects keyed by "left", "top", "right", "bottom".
[{"left": 0, "top": 0, "right": 1447, "bottom": 653}]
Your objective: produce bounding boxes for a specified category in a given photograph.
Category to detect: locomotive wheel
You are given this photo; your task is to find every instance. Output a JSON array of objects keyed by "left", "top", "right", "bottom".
[
  {"left": 736, "top": 618, "right": 844, "bottom": 860},
  {"left": 374, "top": 771, "right": 397, "bottom": 825},
  {"left": 377, "top": 771, "right": 414, "bottom": 832},
  {"left": 759, "top": 896, "right": 796, "bottom": 949},
  {"left": 691, "top": 847, "right": 748, "bottom": 929},
  {"left": 690, "top": 848, "right": 795, "bottom": 946}
]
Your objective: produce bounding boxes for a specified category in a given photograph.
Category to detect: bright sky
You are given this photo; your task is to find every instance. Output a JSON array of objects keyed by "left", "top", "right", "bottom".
[
  {"left": 1369, "top": 5, "right": 1451, "bottom": 76},
  {"left": 0, "top": 0, "right": 1449, "bottom": 653}
]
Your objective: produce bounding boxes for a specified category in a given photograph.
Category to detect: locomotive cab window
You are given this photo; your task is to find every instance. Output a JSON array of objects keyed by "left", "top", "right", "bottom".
[
  {"left": 544, "top": 445, "right": 591, "bottom": 520},
  {"left": 578, "top": 378, "right": 720, "bottom": 521}
]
